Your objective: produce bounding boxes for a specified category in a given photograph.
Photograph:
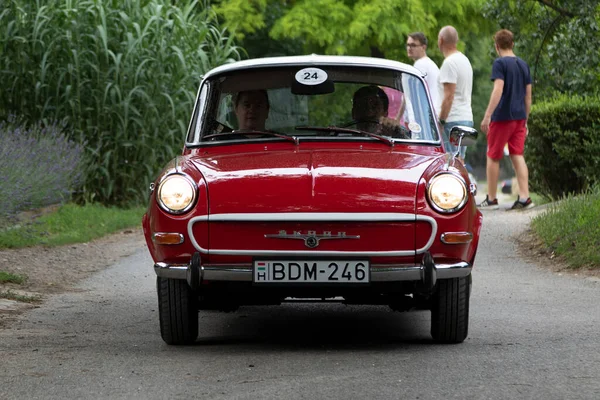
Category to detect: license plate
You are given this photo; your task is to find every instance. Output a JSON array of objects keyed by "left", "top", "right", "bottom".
[{"left": 253, "top": 260, "right": 369, "bottom": 283}]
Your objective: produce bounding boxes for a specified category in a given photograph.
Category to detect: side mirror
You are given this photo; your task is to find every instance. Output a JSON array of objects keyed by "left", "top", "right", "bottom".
[{"left": 449, "top": 125, "right": 478, "bottom": 147}]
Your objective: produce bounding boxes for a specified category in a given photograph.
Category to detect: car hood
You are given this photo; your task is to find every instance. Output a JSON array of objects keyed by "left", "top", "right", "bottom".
[{"left": 189, "top": 149, "right": 441, "bottom": 214}]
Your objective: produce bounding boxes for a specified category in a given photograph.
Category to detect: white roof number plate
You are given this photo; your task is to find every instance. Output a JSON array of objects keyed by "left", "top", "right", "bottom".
[{"left": 295, "top": 67, "right": 328, "bottom": 86}]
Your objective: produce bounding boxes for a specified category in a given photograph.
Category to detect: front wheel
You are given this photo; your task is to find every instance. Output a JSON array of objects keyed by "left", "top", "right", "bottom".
[
  {"left": 157, "top": 277, "right": 198, "bottom": 345},
  {"left": 430, "top": 275, "right": 471, "bottom": 343}
]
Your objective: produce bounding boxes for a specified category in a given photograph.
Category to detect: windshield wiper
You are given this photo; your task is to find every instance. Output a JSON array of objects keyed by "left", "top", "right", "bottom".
[
  {"left": 295, "top": 126, "right": 395, "bottom": 147},
  {"left": 203, "top": 130, "right": 299, "bottom": 145}
]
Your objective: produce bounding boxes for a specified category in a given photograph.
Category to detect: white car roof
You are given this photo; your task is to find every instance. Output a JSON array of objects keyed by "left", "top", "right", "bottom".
[{"left": 202, "top": 54, "right": 424, "bottom": 80}]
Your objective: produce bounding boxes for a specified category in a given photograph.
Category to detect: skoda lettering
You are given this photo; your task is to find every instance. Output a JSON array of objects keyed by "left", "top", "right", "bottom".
[{"left": 264, "top": 230, "right": 360, "bottom": 248}]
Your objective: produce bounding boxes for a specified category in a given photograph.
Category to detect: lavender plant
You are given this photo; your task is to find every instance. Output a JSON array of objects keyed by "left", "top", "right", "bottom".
[{"left": 0, "top": 116, "right": 84, "bottom": 225}]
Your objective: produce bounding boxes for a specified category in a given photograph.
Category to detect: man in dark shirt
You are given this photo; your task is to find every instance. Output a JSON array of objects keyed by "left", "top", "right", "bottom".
[{"left": 479, "top": 29, "right": 533, "bottom": 210}]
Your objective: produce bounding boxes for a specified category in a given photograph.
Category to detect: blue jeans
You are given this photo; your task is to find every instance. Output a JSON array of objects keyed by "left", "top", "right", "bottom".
[{"left": 443, "top": 120, "right": 473, "bottom": 159}]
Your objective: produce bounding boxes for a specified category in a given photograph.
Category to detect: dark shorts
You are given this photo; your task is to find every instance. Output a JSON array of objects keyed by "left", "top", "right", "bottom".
[{"left": 487, "top": 119, "right": 527, "bottom": 160}]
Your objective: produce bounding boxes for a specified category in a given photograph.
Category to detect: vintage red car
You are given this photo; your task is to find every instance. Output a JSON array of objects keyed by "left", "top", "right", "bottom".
[{"left": 142, "top": 55, "right": 483, "bottom": 345}]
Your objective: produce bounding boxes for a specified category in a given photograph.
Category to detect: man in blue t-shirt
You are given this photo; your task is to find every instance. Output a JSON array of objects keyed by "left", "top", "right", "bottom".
[{"left": 479, "top": 29, "right": 533, "bottom": 210}]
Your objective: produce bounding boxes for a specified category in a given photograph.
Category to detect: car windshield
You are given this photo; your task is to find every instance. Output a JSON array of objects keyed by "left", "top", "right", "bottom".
[{"left": 187, "top": 65, "right": 439, "bottom": 145}]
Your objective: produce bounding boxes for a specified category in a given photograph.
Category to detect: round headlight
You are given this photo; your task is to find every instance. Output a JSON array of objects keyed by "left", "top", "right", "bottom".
[
  {"left": 157, "top": 174, "right": 197, "bottom": 214},
  {"left": 427, "top": 173, "right": 468, "bottom": 213}
]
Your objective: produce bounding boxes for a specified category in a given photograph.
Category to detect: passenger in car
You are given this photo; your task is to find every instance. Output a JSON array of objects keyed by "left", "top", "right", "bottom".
[{"left": 233, "top": 90, "right": 270, "bottom": 131}]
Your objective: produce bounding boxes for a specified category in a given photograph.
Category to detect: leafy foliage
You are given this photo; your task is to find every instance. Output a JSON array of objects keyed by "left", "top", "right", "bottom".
[
  {"left": 214, "top": 0, "right": 490, "bottom": 61},
  {"left": 526, "top": 94, "right": 600, "bottom": 199},
  {"left": 0, "top": 0, "right": 241, "bottom": 205},
  {"left": 212, "top": 0, "right": 268, "bottom": 40},
  {"left": 214, "top": 0, "right": 303, "bottom": 58},
  {"left": 483, "top": 0, "right": 600, "bottom": 99}
]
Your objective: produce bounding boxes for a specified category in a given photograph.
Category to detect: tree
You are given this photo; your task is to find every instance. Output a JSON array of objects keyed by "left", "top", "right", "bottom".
[
  {"left": 213, "top": 0, "right": 492, "bottom": 62},
  {"left": 483, "top": 0, "right": 600, "bottom": 99}
]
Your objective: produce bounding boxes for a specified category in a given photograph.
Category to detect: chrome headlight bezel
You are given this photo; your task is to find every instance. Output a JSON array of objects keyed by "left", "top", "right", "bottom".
[
  {"left": 427, "top": 173, "right": 468, "bottom": 213},
  {"left": 156, "top": 173, "right": 198, "bottom": 214}
]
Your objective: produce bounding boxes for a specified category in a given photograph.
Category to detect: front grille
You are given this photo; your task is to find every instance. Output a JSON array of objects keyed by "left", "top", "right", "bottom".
[
  {"left": 208, "top": 221, "right": 415, "bottom": 252},
  {"left": 187, "top": 214, "right": 436, "bottom": 257}
]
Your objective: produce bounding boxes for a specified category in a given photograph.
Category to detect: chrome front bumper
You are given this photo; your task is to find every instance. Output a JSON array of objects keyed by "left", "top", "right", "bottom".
[{"left": 154, "top": 261, "right": 471, "bottom": 283}]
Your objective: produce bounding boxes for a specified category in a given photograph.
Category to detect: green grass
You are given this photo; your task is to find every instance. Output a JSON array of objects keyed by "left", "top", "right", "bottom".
[
  {"left": 0, "top": 203, "right": 145, "bottom": 249},
  {"left": 0, "top": 290, "right": 42, "bottom": 303},
  {"left": 531, "top": 186, "right": 600, "bottom": 269},
  {"left": 529, "top": 192, "right": 549, "bottom": 207},
  {"left": 0, "top": 271, "right": 27, "bottom": 284}
]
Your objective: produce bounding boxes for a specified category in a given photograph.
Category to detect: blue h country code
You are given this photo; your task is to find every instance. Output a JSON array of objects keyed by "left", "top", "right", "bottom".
[{"left": 254, "top": 261, "right": 369, "bottom": 283}]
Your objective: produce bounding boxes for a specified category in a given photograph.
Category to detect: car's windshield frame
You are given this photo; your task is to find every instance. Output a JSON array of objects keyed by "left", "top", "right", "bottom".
[{"left": 186, "top": 60, "right": 442, "bottom": 148}]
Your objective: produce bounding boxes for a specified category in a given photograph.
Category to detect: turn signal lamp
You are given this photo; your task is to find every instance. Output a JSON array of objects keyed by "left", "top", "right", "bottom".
[
  {"left": 153, "top": 233, "right": 184, "bottom": 245},
  {"left": 441, "top": 232, "right": 473, "bottom": 245}
]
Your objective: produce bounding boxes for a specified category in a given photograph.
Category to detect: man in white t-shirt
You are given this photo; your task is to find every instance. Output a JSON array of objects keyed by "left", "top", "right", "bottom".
[
  {"left": 407, "top": 32, "right": 441, "bottom": 115},
  {"left": 437, "top": 25, "right": 473, "bottom": 160}
]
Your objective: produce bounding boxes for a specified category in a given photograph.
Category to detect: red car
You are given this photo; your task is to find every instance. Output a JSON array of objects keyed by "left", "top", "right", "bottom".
[{"left": 142, "top": 55, "right": 482, "bottom": 345}]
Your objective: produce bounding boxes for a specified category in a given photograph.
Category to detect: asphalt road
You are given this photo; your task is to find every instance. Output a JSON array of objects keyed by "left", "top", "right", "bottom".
[{"left": 1, "top": 207, "right": 599, "bottom": 400}]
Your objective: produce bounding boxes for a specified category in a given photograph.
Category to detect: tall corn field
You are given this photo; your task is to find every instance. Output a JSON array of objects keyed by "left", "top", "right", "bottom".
[{"left": 0, "top": 0, "right": 242, "bottom": 205}]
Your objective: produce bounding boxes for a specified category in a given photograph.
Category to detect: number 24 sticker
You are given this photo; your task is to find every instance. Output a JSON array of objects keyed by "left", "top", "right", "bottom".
[{"left": 295, "top": 67, "right": 328, "bottom": 86}]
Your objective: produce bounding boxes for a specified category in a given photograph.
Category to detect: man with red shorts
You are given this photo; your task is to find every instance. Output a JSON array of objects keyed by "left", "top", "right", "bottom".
[{"left": 479, "top": 29, "right": 533, "bottom": 210}]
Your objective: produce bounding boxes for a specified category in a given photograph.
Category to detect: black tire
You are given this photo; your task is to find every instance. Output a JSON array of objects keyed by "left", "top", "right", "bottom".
[
  {"left": 430, "top": 275, "right": 470, "bottom": 343},
  {"left": 157, "top": 277, "right": 198, "bottom": 345}
]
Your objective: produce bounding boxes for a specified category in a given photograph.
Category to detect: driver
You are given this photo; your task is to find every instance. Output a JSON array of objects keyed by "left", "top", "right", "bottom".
[
  {"left": 352, "top": 85, "right": 388, "bottom": 132},
  {"left": 233, "top": 90, "right": 269, "bottom": 131},
  {"left": 351, "top": 85, "right": 409, "bottom": 138}
]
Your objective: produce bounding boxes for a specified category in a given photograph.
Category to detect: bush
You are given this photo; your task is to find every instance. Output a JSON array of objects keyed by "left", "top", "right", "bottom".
[
  {"left": 0, "top": 116, "right": 84, "bottom": 224},
  {"left": 0, "top": 0, "right": 242, "bottom": 205},
  {"left": 526, "top": 94, "right": 600, "bottom": 200}
]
